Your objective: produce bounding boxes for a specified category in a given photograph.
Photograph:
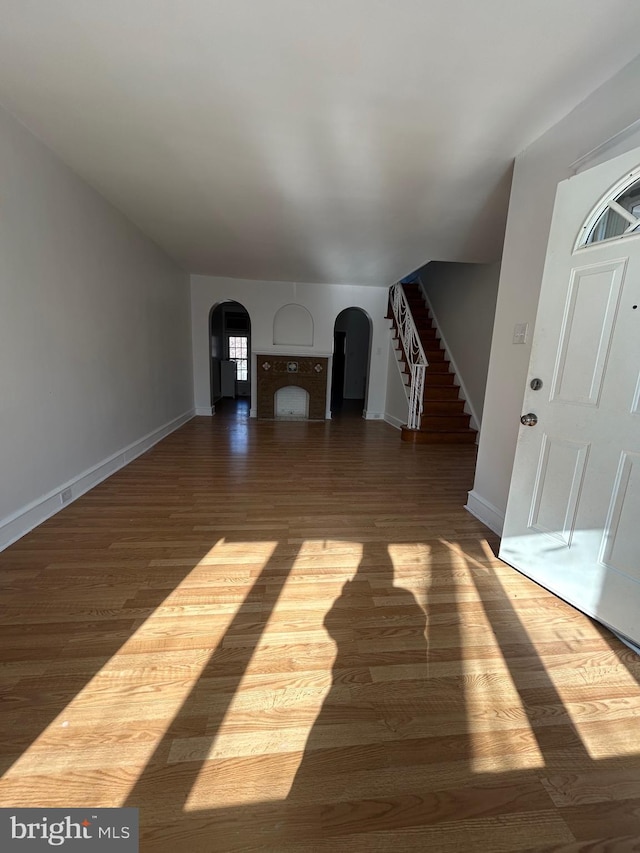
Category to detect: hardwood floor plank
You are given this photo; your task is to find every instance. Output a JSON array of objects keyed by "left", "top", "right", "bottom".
[
  {"left": 139, "top": 809, "right": 575, "bottom": 853},
  {"left": 541, "top": 769, "right": 640, "bottom": 807},
  {"left": 521, "top": 838, "right": 640, "bottom": 852},
  {"left": 561, "top": 800, "right": 640, "bottom": 841},
  {"left": 1, "top": 411, "right": 639, "bottom": 850}
]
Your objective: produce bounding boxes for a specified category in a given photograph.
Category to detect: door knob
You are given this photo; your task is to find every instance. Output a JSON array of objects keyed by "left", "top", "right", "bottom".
[{"left": 520, "top": 412, "right": 538, "bottom": 426}]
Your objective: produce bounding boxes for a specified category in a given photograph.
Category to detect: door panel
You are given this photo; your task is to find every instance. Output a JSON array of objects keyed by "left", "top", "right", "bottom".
[
  {"left": 600, "top": 451, "right": 640, "bottom": 579},
  {"left": 528, "top": 435, "right": 589, "bottom": 546},
  {"left": 500, "top": 146, "right": 640, "bottom": 646},
  {"left": 550, "top": 260, "right": 625, "bottom": 405}
]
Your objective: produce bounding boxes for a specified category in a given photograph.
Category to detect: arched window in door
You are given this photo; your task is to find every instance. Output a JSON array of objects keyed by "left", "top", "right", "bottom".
[{"left": 578, "top": 169, "right": 640, "bottom": 248}]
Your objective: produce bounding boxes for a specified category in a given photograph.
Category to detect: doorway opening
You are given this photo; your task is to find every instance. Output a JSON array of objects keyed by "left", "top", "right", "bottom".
[
  {"left": 331, "top": 308, "right": 371, "bottom": 417},
  {"left": 209, "top": 301, "right": 251, "bottom": 412}
]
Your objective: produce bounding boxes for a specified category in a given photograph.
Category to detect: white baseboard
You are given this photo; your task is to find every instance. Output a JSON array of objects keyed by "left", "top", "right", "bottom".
[
  {"left": 363, "top": 411, "right": 384, "bottom": 420},
  {"left": 0, "top": 408, "right": 195, "bottom": 553},
  {"left": 195, "top": 406, "right": 214, "bottom": 416},
  {"left": 465, "top": 489, "right": 505, "bottom": 536},
  {"left": 384, "top": 413, "right": 404, "bottom": 430}
]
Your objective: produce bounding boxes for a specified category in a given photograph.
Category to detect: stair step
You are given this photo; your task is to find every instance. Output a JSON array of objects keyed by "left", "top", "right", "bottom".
[
  {"left": 423, "top": 385, "right": 460, "bottom": 399},
  {"left": 401, "top": 359, "right": 453, "bottom": 375},
  {"left": 424, "top": 348, "right": 445, "bottom": 361},
  {"left": 401, "top": 427, "right": 477, "bottom": 444},
  {"left": 422, "top": 399, "right": 466, "bottom": 414},
  {"left": 421, "top": 413, "right": 471, "bottom": 430},
  {"left": 424, "top": 372, "right": 456, "bottom": 386}
]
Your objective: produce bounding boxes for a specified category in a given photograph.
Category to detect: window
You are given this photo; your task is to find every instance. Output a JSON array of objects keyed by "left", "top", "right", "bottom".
[
  {"left": 228, "top": 335, "right": 248, "bottom": 381},
  {"left": 579, "top": 172, "right": 640, "bottom": 248}
]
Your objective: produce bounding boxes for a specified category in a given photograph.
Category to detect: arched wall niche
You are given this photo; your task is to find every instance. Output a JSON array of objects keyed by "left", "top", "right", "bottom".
[{"left": 273, "top": 303, "right": 314, "bottom": 346}]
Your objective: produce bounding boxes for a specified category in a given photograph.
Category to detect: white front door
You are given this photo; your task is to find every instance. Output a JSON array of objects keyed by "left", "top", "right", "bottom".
[{"left": 500, "top": 146, "right": 640, "bottom": 646}]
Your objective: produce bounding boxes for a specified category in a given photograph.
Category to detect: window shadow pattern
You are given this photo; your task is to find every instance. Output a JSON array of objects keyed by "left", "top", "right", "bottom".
[{"left": 128, "top": 537, "right": 640, "bottom": 851}]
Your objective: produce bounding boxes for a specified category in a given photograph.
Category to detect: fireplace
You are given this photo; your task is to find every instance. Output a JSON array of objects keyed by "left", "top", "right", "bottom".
[{"left": 256, "top": 355, "right": 329, "bottom": 420}]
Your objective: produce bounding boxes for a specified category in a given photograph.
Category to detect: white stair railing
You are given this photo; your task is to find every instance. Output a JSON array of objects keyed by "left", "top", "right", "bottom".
[{"left": 389, "top": 282, "right": 428, "bottom": 430}]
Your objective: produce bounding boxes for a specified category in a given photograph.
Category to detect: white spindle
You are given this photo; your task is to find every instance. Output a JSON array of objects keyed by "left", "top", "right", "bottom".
[{"left": 389, "top": 283, "right": 428, "bottom": 430}]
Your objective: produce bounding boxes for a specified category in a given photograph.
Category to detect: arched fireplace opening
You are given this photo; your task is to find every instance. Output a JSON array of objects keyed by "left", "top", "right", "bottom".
[{"left": 275, "top": 386, "right": 310, "bottom": 420}]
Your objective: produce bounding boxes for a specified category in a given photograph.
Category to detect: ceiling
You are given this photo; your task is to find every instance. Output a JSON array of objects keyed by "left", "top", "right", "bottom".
[{"left": 1, "top": 1, "right": 639, "bottom": 285}]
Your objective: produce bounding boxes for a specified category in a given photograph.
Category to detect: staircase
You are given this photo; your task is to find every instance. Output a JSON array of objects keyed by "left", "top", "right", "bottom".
[{"left": 389, "top": 281, "right": 477, "bottom": 444}]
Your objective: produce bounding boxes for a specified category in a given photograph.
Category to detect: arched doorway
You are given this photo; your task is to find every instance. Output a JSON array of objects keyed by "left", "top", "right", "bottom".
[
  {"left": 331, "top": 307, "right": 371, "bottom": 417},
  {"left": 209, "top": 300, "right": 251, "bottom": 412}
]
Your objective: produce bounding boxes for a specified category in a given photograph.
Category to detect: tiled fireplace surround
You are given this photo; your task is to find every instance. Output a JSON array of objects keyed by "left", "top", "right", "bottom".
[{"left": 256, "top": 354, "right": 329, "bottom": 420}]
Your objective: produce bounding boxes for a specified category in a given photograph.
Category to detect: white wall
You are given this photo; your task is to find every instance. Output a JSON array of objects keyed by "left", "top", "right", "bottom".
[
  {"left": 0, "top": 105, "right": 193, "bottom": 550},
  {"left": 191, "top": 276, "right": 390, "bottom": 418},
  {"left": 419, "top": 261, "right": 500, "bottom": 425},
  {"left": 470, "top": 55, "right": 640, "bottom": 534}
]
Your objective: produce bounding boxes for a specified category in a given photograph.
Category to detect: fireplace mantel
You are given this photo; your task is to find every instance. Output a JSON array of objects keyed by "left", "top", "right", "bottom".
[{"left": 256, "top": 354, "right": 329, "bottom": 420}]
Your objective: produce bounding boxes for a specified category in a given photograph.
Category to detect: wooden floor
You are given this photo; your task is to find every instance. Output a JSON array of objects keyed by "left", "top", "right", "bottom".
[{"left": 2, "top": 405, "right": 640, "bottom": 852}]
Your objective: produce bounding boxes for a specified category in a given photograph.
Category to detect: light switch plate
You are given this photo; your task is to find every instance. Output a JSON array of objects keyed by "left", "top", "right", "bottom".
[{"left": 513, "top": 322, "right": 528, "bottom": 344}]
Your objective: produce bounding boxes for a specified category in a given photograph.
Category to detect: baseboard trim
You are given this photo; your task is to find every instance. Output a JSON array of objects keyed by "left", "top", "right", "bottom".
[
  {"left": 465, "top": 489, "right": 504, "bottom": 536},
  {"left": 195, "top": 406, "right": 214, "bottom": 416},
  {"left": 384, "top": 413, "right": 404, "bottom": 430},
  {"left": 363, "top": 411, "right": 384, "bottom": 420},
  {"left": 0, "top": 408, "right": 195, "bottom": 553}
]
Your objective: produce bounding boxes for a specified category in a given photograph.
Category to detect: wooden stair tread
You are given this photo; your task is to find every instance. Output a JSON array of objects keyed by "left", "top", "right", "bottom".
[
  {"left": 424, "top": 374, "right": 457, "bottom": 385},
  {"left": 419, "top": 425, "right": 473, "bottom": 433},
  {"left": 401, "top": 427, "right": 476, "bottom": 444},
  {"left": 421, "top": 416, "right": 472, "bottom": 430},
  {"left": 423, "top": 386, "right": 460, "bottom": 398},
  {"left": 423, "top": 401, "right": 466, "bottom": 413}
]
